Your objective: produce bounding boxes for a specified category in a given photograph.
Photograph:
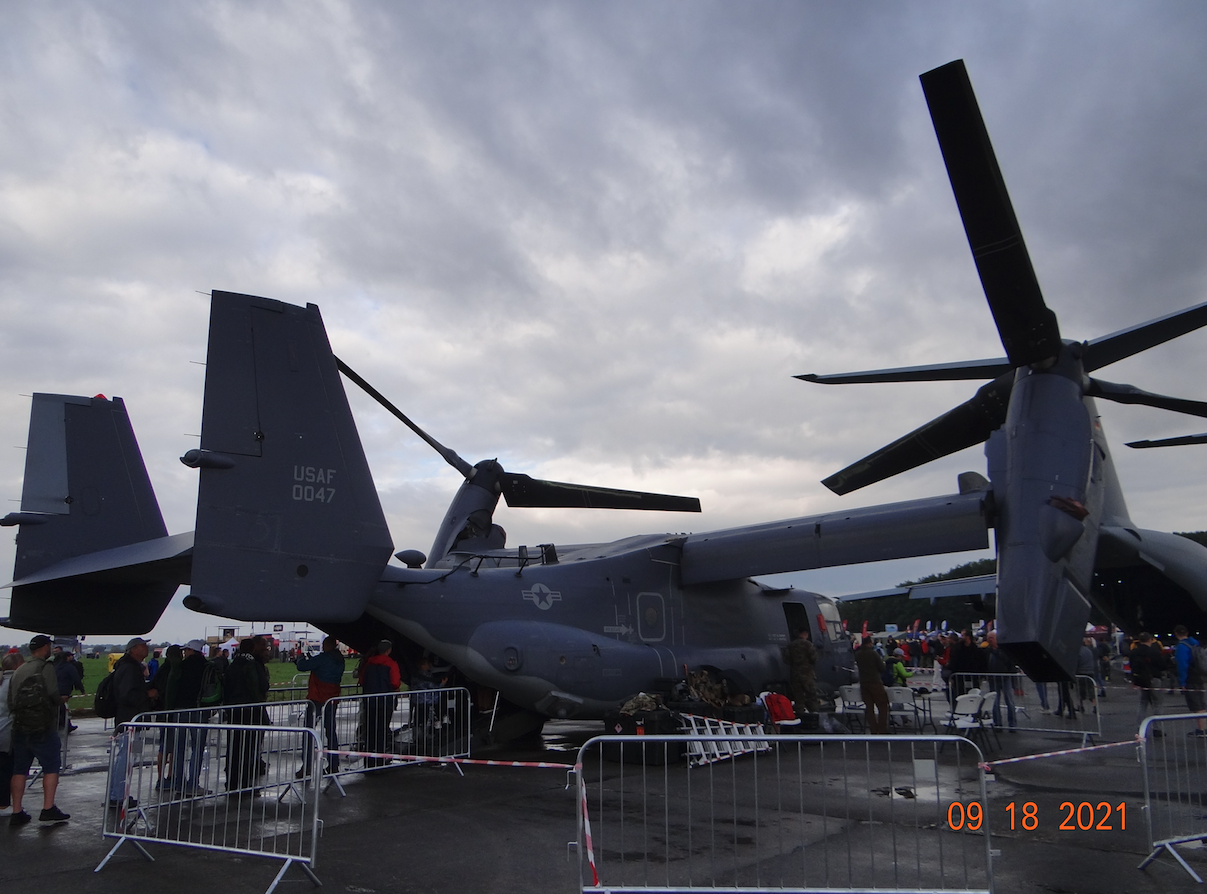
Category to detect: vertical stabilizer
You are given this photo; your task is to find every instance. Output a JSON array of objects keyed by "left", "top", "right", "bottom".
[
  {"left": 185, "top": 291, "right": 393, "bottom": 622},
  {"left": 3, "top": 393, "right": 178, "bottom": 632}
]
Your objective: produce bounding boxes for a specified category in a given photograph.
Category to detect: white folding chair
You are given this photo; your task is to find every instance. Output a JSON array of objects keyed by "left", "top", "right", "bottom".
[
  {"left": 887, "top": 686, "right": 924, "bottom": 731},
  {"left": 837, "top": 684, "right": 865, "bottom": 733},
  {"left": 943, "top": 692, "right": 990, "bottom": 752},
  {"left": 978, "top": 690, "right": 1002, "bottom": 751}
]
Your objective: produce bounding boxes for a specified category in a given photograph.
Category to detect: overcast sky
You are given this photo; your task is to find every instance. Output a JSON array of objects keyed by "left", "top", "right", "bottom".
[{"left": 2, "top": 2, "right": 1206, "bottom": 644}]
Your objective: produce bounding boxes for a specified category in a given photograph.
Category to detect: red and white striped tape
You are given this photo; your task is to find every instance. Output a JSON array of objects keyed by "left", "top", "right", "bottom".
[
  {"left": 982, "top": 737, "right": 1137, "bottom": 769},
  {"left": 576, "top": 762, "right": 599, "bottom": 886}
]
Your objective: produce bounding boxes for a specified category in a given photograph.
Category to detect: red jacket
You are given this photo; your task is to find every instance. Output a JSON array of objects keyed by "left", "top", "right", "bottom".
[{"left": 359, "top": 654, "right": 401, "bottom": 692}]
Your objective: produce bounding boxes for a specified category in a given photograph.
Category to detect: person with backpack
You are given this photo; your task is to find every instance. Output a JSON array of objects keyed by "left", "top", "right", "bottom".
[
  {"left": 885, "top": 648, "right": 914, "bottom": 686},
  {"left": 1173, "top": 625, "right": 1207, "bottom": 736},
  {"left": 7, "top": 634, "right": 70, "bottom": 825},
  {"left": 1130, "top": 632, "right": 1170, "bottom": 730}
]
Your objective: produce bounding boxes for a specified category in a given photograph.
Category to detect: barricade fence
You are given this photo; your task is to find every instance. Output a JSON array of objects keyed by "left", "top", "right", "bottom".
[
  {"left": 135, "top": 699, "right": 315, "bottom": 738},
  {"left": 574, "top": 733, "right": 993, "bottom": 894},
  {"left": 949, "top": 673, "right": 1101, "bottom": 743},
  {"left": 1138, "top": 712, "right": 1207, "bottom": 883},
  {"left": 131, "top": 687, "right": 471, "bottom": 791},
  {"left": 97, "top": 720, "right": 322, "bottom": 894},
  {"left": 291, "top": 672, "right": 360, "bottom": 686},
  {"left": 322, "top": 686, "right": 472, "bottom": 781},
  {"left": 267, "top": 682, "right": 360, "bottom": 702}
]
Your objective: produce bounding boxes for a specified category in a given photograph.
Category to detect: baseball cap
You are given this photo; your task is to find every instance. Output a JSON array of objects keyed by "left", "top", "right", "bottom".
[
  {"left": 184, "top": 639, "right": 206, "bottom": 652},
  {"left": 29, "top": 634, "right": 52, "bottom": 650},
  {"left": 125, "top": 637, "right": 149, "bottom": 652}
]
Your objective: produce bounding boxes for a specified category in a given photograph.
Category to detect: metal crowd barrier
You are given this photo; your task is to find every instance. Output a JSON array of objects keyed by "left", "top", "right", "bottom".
[
  {"left": 321, "top": 686, "right": 472, "bottom": 788},
  {"left": 267, "top": 682, "right": 360, "bottom": 702},
  {"left": 574, "top": 733, "right": 993, "bottom": 893},
  {"left": 949, "top": 673, "right": 1101, "bottom": 744},
  {"left": 135, "top": 699, "right": 315, "bottom": 730},
  {"left": 290, "top": 672, "right": 359, "bottom": 685},
  {"left": 1138, "top": 712, "right": 1207, "bottom": 882},
  {"left": 97, "top": 720, "right": 322, "bottom": 894}
]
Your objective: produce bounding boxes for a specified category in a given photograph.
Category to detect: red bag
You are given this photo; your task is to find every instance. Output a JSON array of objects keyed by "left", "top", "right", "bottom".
[{"left": 763, "top": 692, "right": 796, "bottom": 723}]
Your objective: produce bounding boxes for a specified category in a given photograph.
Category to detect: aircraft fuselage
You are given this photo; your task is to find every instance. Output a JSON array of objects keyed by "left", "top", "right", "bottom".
[{"left": 366, "top": 535, "right": 850, "bottom": 718}]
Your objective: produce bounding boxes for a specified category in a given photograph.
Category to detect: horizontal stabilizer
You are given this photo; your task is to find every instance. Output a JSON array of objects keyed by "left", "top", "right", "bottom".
[
  {"left": 189, "top": 292, "right": 394, "bottom": 623},
  {"left": 4, "top": 533, "right": 192, "bottom": 634},
  {"left": 6, "top": 532, "right": 194, "bottom": 588},
  {"left": 680, "top": 491, "right": 989, "bottom": 586}
]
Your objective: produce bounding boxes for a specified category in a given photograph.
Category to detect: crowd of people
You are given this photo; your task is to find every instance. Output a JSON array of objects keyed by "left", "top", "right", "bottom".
[
  {"left": 1, "top": 630, "right": 466, "bottom": 826},
  {"left": 781, "top": 622, "right": 1207, "bottom": 737},
  {"left": 5, "top": 620, "right": 1205, "bottom": 825}
]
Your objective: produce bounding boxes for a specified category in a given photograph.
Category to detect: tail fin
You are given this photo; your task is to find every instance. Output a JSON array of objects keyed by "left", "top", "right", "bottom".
[
  {"left": 184, "top": 291, "right": 393, "bottom": 622},
  {"left": 3, "top": 393, "right": 181, "bottom": 632}
]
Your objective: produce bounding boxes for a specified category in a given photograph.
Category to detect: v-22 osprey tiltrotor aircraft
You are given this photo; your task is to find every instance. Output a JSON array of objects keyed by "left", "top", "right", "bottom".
[{"left": 1, "top": 286, "right": 992, "bottom": 733}]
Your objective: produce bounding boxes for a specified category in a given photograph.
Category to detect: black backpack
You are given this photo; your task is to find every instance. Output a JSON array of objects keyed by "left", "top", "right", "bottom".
[
  {"left": 12, "top": 666, "right": 57, "bottom": 733},
  {"left": 198, "top": 660, "right": 224, "bottom": 707},
  {"left": 93, "top": 671, "right": 118, "bottom": 719}
]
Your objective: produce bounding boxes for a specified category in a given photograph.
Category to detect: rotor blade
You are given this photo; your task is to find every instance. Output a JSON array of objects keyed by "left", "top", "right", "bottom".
[
  {"left": 797, "top": 357, "right": 1010, "bottom": 385},
  {"left": 1126, "top": 433, "right": 1207, "bottom": 449},
  {"left": 1083, "top": 299, "right": 1207, "bottom": 372},
  {"left": 921, "top": 60, "right": 1061, "bottom": 368},
  {"left": 1087, "top": 378, "right": 1207, "bottom": 419},
  {"left": 334, "top": 357, "right": 476, "bottom": 480},
  {"left": 822, "top": 375, "right": 1013, "bottom": 495},
  {"left": 500, "top": 472, "right": 701, "bottom": 512}
]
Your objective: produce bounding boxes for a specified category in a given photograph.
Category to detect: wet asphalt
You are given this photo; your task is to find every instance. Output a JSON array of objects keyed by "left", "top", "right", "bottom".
[{"left": 2, "top": 677, "right": 1203, "bottom": 894}]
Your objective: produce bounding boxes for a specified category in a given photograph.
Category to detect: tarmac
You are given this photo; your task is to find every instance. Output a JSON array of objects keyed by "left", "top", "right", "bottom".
[{"left": 2, "top": 677, "right": 1204, "bottom": 894}]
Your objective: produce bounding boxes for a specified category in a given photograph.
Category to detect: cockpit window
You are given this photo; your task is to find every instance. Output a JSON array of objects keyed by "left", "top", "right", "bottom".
[{"left": 817, "top": 599, "right": 846, "bottom": 643}]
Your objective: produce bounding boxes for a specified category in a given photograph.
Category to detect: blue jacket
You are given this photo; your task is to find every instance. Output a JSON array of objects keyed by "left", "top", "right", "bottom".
[
  {"left": 295, "top": 649, "right": 345, "bottom": 685},
  {"left": 1175, "top": 636, "right": 1201, "bottom": 687}
]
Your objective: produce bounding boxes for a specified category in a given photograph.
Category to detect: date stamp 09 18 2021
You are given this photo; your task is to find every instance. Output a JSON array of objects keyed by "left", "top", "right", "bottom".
[{"left": 946, "top": 801, "right": 1126, "bottom": 832}]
